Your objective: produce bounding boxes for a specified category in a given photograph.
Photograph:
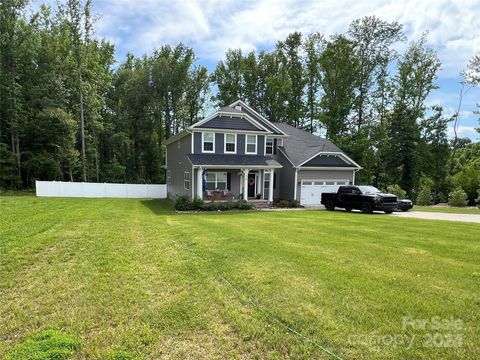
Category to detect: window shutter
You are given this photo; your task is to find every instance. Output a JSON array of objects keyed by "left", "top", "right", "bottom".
[
  {"left": 227, "top": 172, "right": 231, "bottom": 191},
  {"left": 273, "top": 138, "right": 277, "bottom": 154}
]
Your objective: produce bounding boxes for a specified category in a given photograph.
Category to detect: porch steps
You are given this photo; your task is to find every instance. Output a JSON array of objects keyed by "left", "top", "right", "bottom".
[{"left": 250, "top": 201, "right": 271, "bottom": 210}]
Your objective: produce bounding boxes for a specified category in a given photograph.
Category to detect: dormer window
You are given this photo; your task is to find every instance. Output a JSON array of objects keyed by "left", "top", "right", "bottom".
[
  {"left": 224, "top": 133, "right": 236, "bottom": 153},
  {"left": 245, "top": 134, "right": 257, "bottom": 154},
  {"left": 202, "top": 132, "right": 214, "bottom": 153},
  {"left": 265, "top": 137, "right": 274, "bottom": 155}
]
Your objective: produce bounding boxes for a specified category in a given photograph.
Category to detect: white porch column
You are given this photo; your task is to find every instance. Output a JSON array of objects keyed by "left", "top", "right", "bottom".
[
  {"left": 258, "top": 170, "right": 263, "bottom": 198},
  {"left": 243, "top": 168, "right": 249, "bottom": 200},
  {"left": 268, "top": 169, "right": 274, "bottom": 203},
  {"left": 196, "top": 167, "right": 203, "bottom": 199}
]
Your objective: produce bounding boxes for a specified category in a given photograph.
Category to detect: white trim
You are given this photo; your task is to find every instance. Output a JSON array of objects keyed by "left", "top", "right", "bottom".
[
  {"left": 205, "top": 171, "right": 228, "bottom": 191},
  {"left": 192, "top": 128, "right": 268, "bottom": 135},
  {"left": 297, "top": 151, "right": 362, "bottom": 169},
  {"left": 193, "top": 164, "right": 282, "bottom": 169},
  {"left": 201, "top": 131, "right": 215, "bottom": 153},
  {"left": 188, "top": 109, "right": 273, "bottom": 134},
  {"left": 224, "top": 133, "right": 237, "bottom": 154},
  {"left": 353, "top": 169, "right": 359, "bottom": 185},
  {"left": 293, "top": 169, "right": 298, "bottom": 200},
  {"left": 184, "top": 171, "right": 191, "bottom": 190},
  {"left": 191, "top": 133, "right": 194, "bottom": 153},
  {"left": 229, "top": 100, "right": 288, "bottom": 136},
  {"left": 300, "top": 179, "right": 349, "bottom": 186},
  {"left": 191, "top": 166, "right": 194, "bottom": 198},
  {"left": 265, "top": 136, "right": 274, "bottom": 155},
  {"left": 245, "top": 134, "right": 257, "bottom": 154},
  {"left": 297, "top": 167, "right": 358, "bottom": 171}
]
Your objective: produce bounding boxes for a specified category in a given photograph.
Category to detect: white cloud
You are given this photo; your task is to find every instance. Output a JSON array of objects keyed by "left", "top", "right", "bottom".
[
  {"left": 86, "top": 0, "right": 480, "bottom": 76},
  {"left": 448, "top": 125, "right": 479, "bottom": 140}
]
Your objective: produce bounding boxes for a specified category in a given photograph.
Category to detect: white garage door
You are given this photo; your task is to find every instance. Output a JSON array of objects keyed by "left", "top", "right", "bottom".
[{"left": 300, "top": 180, "right": 349, "bottom": 205}]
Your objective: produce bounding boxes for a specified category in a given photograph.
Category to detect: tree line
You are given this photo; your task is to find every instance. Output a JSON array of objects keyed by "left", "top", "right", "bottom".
[{"left": 1, "top": 1, "right": 479, "bottom": 204}]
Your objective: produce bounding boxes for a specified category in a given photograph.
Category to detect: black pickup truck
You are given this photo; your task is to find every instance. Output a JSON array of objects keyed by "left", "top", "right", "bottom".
[{"left": 321, "top": 185, "right": 398, "bottom": 214}]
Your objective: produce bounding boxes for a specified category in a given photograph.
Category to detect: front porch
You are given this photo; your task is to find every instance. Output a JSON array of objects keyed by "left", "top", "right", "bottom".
[{"left": 194, "top": 167, "right": 276, "bottom": 203}]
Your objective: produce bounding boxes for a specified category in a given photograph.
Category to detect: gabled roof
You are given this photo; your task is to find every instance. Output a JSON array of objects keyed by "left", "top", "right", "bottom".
[
  {"left": 196, "top": 114, "right": 266, "bottom": 132},
  {"left": 187, "top": 154, "right": 282, "bottom": 168},
  {"left": 189, "top": 104, "right": 272, "bottom": 133},
  {"left": 274, "top": 123, "right": 361, "bottom": 169},
  {"left": 229, "top": 100, "right": 288, "bottom": 136}
]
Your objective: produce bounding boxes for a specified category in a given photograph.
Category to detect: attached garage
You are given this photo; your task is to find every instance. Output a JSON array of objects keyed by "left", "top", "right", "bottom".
[
  {"left": 273, "top": 123, "right": 362, "bottom": 206},
  {"left": 299, "top": 179, "right": 349, "bottom": 205}
]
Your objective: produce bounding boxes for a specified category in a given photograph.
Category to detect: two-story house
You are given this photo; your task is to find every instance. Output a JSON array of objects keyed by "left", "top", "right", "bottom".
[{"left": 165, "top": 100, "right": 361, "bottom": 206}]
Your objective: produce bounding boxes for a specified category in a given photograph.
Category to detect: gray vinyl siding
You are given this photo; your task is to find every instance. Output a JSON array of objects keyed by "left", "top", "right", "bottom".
[
  {"left": 295, "top": 169, "right": 355, "bottom": 201},
  {"left": 237, "top": 134, "right": 245, "bottom": 155},
  {"left": 193, "top": 132, "right": 202, "bottom": 153},
  {"left": 277, "top": 151, "right": 296, "bottom": 200},
  {"left": 215, "top": 133, "right": 224, "bottom": 153},
  {"left": 257, "top": 135, "right": 265, "bottom": 156},
  {"left": 166, "top": 133, "right": 192, "bottom": 199}
]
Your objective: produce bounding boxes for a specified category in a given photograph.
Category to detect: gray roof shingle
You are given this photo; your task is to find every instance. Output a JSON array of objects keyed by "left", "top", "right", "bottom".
[
  {"left": 187, "top": 154, "right": 282, "bottom": 168},
  {"left": 273, "top": 123, "right": 350, "bottom": 167},
  {"left": 197, "top": 115, "right": 264, "bottom": 131}
]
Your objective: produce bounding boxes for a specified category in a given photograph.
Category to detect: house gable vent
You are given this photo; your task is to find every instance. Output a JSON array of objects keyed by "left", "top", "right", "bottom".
[{"left": 234, "top": 105, "right": 242, "bottom": 111}]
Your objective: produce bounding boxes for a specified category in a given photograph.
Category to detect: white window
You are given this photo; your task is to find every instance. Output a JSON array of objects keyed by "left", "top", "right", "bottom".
[
  {"left": 224, "top": 133, "right": 236, "bottom": 153},
  {"left": 265, "top": 137, "right": 274, "bottom": 155},
  {"left": 184, "top": 172, "right": 190, "bottom": 190},
  {"left": 205, "top": 172, "right": 228, "bottom": 190},
  {"left": 245, "top": 134, "right": 257, "bottom": 154},
  {"left": 202, "top": 132, "right": 214, "bottom": 153}
]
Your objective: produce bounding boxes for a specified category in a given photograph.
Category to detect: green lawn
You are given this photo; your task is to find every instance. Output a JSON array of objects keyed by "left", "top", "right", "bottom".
[
  {"left": 413, "top": 205, "right": 480, "bottom": 215},
  {"left": 1, "top": 196, "right": 479, "bottom": 359}
]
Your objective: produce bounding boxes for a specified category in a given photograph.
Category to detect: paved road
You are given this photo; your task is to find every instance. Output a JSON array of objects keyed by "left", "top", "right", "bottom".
[{"left": 391, "top": 211, "right": 480, "bottom": 223}]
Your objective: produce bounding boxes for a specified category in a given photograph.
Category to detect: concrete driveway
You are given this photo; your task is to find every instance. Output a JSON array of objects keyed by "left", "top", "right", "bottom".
[{"left": 391, "top": 211, "right": 480, "bottom": 223}]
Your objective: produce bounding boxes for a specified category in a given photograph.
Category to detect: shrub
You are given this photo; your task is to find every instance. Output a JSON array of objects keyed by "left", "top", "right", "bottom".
[
  {"left": 448, "top": 187, "right": 468, "bottom": 207},
  {"left": 289, "top": 200, "right": 300, "bottom": 208},
  {"left": 191, "top": 198, "right": 204, "bottom": 210},
  {"left": 201, "top": 202, "right": 219, "bottom": 211},
  {"left": 275, "top": 199, "right": 290, "bottom": 208},
  {"left": 236, "top": 199, "right": 253, "bottom": 210},
  {"left": 217, "top": 202, "right": 234, "bottom": 211},
  {"left": 386, "top": 184, "right": 407, "bottom": 199},
  {"left": 5, "top": 330, "right": 79, "bottom": 360},
  {"left": 416, "top": 185, "right": 433, "bottom": 205},
  {"left": 476, "top": 189, "right": 480, "bottom": 209},
  {"left": 174, "top": 195, "right": 194, "bottom": 211},
  {"left": 274, "top": 199, "right": 300, "bottom": 208}
]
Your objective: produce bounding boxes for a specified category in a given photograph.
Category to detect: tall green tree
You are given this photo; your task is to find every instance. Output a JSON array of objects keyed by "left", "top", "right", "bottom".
[
  {"left": 318, "top": 35, "right": 359, "bottom": 143},
  {"left": 211, "top": 49, "right": 244, "bottom": 106},
  {"left": 277, "top": 32, "right": 306, "bottom": 127},
  {"left": 303, "top": 32, "right": 324, "bottom": 133},
  {"left": 386, "top": 35, "right": 441, "bottom": 195}
]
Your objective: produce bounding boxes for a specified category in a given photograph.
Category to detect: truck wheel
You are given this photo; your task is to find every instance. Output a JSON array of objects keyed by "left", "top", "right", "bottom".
[
  {"left": 361, "top": 202, "right": 373, "bottom": 214},
  {"left": 345, "top": 208, "right": 352, "bottom": 212},
  {"left": 325, "top": 201, "right": 335, "bottom": 211}
]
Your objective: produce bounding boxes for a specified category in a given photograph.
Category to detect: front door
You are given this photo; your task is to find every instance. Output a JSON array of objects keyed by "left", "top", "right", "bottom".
[{"left": 248, "top": 173, "right": 256, "bottom": 198}]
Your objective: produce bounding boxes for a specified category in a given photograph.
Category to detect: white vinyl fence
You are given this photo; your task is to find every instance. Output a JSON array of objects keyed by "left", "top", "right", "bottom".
[{"left": 36, "top": 181, "right": 167, "bottom": 199}]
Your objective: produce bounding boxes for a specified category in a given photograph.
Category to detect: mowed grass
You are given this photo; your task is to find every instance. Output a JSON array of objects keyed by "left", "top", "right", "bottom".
[
  {"left": 0, "top": 196, "right": 479, "bottom": 359},
  {"left": 413, "top": 205, "right": 480, "bottom": 215}
]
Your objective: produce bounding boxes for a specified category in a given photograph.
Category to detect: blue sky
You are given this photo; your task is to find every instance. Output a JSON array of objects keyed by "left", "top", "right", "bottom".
[{"left": 32, "top": 0, "right": 479, "bottom": 141}]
